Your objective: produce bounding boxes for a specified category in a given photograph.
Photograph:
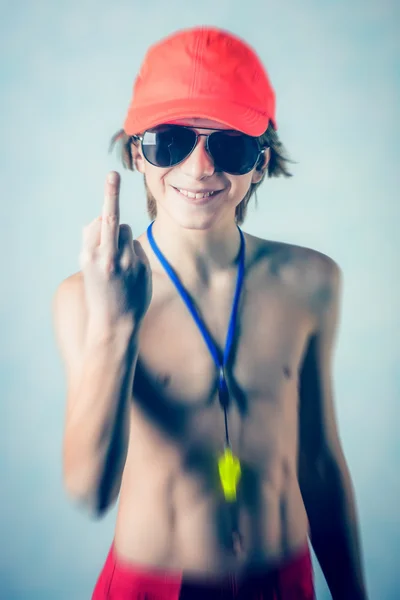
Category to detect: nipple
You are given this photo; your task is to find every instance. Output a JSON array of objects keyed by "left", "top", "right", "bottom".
[{"left": 218, "top": 447, "right": 241, "bottom": 502}]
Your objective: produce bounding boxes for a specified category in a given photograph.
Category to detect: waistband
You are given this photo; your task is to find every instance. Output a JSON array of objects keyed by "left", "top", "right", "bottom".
[{"left": 92, "top": 541, "right": 315, "bottom": 599}]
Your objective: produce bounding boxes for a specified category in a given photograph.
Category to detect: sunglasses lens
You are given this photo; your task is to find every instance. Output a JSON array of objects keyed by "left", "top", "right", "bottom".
[
  {"left": 141, "top": 126, "right": 261, "bottom": 175},
  {"left": 142, "top": 125, "right": 196, "bottom": 167},
  {"left": 209, "top": 131, "right": 260, "bottom": 175}
]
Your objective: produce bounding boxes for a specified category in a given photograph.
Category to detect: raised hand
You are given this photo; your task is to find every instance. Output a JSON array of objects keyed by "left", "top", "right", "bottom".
[{"left": 79, "top": 171, "right": 152, "bottom": 335}]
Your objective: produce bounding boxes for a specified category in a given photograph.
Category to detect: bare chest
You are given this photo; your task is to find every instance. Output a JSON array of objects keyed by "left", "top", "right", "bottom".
[{"left": 130, "top": 269, "right": 314, "bottom": 468}]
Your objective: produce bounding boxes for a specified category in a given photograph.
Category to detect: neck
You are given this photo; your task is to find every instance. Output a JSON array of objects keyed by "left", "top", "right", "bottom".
[{"left": 150, "top": 216, "right": 242, "bottom": 284}]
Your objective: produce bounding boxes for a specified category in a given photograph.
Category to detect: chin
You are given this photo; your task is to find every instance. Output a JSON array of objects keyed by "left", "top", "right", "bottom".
[
  {"left": 170, "top": 212, "right": 220, "bottom": 231},
  {"left": 159, "top": 198, "right": 221, "bottom": 231}
]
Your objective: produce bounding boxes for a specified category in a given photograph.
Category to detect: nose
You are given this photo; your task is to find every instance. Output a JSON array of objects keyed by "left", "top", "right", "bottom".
[{"left": 179, "top": 134, "right": 215, "bottom": 179}]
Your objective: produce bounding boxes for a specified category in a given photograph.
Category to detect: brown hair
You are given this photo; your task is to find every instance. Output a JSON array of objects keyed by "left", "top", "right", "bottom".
[{"left": 109, "top": 122, "right": 293, "bottom": 225}]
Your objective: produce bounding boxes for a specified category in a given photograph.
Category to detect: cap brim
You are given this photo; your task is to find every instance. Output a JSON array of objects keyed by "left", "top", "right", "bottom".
[{"left": 124, "top": 98, "right": 273, "bottom": 137}]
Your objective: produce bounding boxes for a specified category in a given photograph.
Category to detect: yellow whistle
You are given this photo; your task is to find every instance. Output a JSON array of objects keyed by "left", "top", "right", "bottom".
[{"left": 218, "top": 447, "right": 241, "bottom": 502}]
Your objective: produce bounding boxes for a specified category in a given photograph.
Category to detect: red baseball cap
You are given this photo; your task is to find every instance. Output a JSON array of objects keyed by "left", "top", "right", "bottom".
[{"left": 123, "top": 26, "right": 277, "bottom": 137}]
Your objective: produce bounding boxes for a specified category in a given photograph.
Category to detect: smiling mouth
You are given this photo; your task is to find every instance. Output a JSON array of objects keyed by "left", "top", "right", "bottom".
[{"left": 173, "top": 187, "right": 222, "bottom": 199}]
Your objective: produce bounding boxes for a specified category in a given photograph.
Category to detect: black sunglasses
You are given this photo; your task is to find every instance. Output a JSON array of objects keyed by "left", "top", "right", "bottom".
[{"left": 131, "top": 124, "right": 267, "bottom": 176}]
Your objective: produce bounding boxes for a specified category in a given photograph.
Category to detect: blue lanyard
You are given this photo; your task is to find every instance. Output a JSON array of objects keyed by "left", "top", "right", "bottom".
[{"left": 146, "top": 222, "right": 246, "bottom": 445}]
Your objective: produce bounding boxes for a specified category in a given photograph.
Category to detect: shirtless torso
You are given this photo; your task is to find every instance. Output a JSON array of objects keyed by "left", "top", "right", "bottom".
[
  {"left": 107, "top": 230, "right": 333, "bottom": 578},
  {"left": 54, "top": 23, "right": 368, "bottom": 594}
]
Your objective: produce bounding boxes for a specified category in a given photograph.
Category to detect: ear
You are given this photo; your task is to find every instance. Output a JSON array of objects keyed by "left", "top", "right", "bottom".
[
  {"left": 251, "top": 147, "right": 270, "bottom": 184},
  {"left": 130, "top": 139, "right": 146, "bottom": 174}
]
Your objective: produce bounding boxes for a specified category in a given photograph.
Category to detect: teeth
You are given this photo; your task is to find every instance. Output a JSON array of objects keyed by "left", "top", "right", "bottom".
[{"left": 178, "top": 189, "right": 215, "bottom": 199}]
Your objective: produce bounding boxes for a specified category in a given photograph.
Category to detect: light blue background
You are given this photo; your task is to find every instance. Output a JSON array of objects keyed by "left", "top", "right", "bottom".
[{"left": 2, "top": 1, "right": 399, "bottom": 598}]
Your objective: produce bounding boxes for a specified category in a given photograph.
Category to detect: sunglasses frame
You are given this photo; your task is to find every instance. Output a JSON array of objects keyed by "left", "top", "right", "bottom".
[{"left": 131, "top": 124, "right": 268, "bottom": 175}]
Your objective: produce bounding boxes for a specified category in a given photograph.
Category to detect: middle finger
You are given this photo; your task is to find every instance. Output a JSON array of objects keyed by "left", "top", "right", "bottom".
[{"left": 101, "top": 171, "right": 120, "bottom": 249}]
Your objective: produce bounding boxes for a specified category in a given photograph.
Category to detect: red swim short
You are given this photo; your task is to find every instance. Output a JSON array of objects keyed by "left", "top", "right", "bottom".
[{"left": 92, "top": 543, "right": 315, "bottom": 599}]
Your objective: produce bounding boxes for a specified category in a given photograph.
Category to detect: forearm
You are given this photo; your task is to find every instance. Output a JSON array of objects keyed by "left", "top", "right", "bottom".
[
  {"left": 63, "top": 322, "right": 139, "bottom": 513},
  {"left": 301, "top": 453, "right": 368, "bottom": 599}
]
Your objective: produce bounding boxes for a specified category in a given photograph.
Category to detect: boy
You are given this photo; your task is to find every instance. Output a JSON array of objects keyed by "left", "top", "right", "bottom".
[{"left": 53, "top": 26, "right": 367, "bottom": 599}]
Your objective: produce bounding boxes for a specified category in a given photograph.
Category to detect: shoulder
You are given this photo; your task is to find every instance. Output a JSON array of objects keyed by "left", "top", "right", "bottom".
[
  {"left": 286, "top": 243, "right": 341, "bottom": 292},
  {"left": 244, "top": 231, "right": 341, "bottom": 280},
  {"left": 53, "top": 271, "right": 86, "bottom": 320},
  {"left": 54, "top": 271, "right": 84, "bottom": 301},
  {"left": 245, "top": 232, "right": 341, "bottom": 312},
  {"left": 52, "top": 272, "right": 87, "bottom": 362}
]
